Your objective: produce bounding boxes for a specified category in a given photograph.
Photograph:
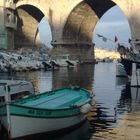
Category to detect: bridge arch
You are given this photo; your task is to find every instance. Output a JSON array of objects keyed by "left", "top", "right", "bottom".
[
  {"left": 14, "top": 0, "right": 133, "bottom": 63},
  {"left": 15, "top": 0, "right": 130, "bottom": 47},
  {"left": 15, "top": 4, "right": 47, "bottom": 48},
  {"left": 53, "top": 0, "right": 119, "bottom": 62},
  {"left": 62, "top": 0, "right": 118, "bottom": 43}
]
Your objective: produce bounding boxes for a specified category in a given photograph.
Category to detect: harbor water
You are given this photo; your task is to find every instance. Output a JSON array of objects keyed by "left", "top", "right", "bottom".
[{"left": 1, "top": 62, "right": 140, "bottom": 140}]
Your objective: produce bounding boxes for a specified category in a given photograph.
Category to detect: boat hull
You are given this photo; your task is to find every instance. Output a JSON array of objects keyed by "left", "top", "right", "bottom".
[
  {"left": 1, "top": 113, "right": 86, "bottom": 139},
  {"left": 120, "top": 57, "right": 140, "bottom": 76},
  {"left": 116, "top": 63, "right": 127, "bottom": 77},
  {"left": 0, "top": 87, "right": 93, "bottom": 139}
]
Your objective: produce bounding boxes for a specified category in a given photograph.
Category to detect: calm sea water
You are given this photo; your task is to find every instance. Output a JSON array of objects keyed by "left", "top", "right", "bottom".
[{"left": 1, "top": 62, "right": 140, "bottom": 140}]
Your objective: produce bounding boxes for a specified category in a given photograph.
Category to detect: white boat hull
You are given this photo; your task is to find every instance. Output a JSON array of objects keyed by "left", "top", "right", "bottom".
[
  {"left": 116, "top": 63, "right": 127, "bottom": 77},
  {"left": 3, "top": 114, "right": 86, "bottom": 139},
  {"left": 0, "top": 80, "right": 34, "bottom": 97}
]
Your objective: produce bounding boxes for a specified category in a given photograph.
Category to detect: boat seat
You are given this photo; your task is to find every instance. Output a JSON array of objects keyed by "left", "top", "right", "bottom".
[
  {"left": 37, "top": 94, "right": 82, "bottom": 109},
  {"left": 22, "top": 92, "right": 67, "bottom": 106},
  {"left": 19, "top": 89, "right": 87, "bottom": 109}
]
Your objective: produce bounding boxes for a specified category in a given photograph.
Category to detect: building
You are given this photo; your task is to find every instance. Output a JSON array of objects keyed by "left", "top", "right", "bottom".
[{"left": 0, "top": 0, "right": 17, "bottom": 49}]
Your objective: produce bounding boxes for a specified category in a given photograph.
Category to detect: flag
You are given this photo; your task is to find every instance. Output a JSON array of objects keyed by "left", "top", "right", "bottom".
[
  {"left": 128, "top": 38, "right": 131, "bottom": 43},
  {"left": 97, "top": 34, "right": 107, "bottom": 42},
  {"left": 115, "top": 36, "right": 118, "bottom": 42},
  {"left": 102, "top": 37, "right": 107, "bottom": 42},
  {"left": 97, "top": 34, "right": 103, "bottom": 38}
]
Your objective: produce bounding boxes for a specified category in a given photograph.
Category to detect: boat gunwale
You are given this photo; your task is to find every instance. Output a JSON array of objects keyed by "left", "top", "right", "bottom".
[
  {"left": 0, "top": 87, "right": 93, "bottom": 118},
  {"left": 14, "top": 87, "right": 91, "bottom": 106},
  {"left": 0, "top": 102, "right": 82, "bottom": 119}
]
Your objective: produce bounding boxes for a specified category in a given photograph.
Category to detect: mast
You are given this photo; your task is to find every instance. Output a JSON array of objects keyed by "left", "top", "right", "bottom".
[{"left": 4, "top": 84, "right": 11, "bottom": 137}]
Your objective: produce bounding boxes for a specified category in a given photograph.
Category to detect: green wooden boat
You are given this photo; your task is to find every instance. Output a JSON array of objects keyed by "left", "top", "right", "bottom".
[{"left": 0, "top": 86, "right": 94, "bottom": 139}]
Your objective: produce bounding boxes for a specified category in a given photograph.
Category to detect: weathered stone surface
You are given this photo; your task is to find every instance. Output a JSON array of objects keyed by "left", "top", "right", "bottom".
[
  {"left": 15, "top": 9, "right": 40, "bottom": 48},
  {"left": 113, "top": 0, "right": 140, "bottom": 39}
]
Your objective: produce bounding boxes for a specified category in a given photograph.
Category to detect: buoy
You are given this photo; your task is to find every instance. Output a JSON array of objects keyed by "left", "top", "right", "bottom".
[{"left": 80, "top": 103, "right": 92, "bottom": 114}]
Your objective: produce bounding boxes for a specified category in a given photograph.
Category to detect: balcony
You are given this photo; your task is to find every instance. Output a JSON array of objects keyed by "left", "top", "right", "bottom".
[
  {"left": 5, "top": 9, "right": 17, "bottom": 30},
  {"left": 5, "top": 0, "right": 16, "bottom": 10}
]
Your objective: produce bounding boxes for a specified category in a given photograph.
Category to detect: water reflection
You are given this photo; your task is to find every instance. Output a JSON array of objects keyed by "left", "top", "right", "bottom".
[
  {"left": 0, "top": 65, "right": 94, "bottom": 92},
  {"left": 52, "top": 65, "right": 94, "bottom": 91},
  {"left": 0, "top": 71, "right": 53, "bottom": 93},
  {"left": 88, "top": 74, "right": 140, "bottom": 139},
  {"left": 1, "top": 63, "right": 140, "bottom": 139},
  {"left": 119, "top": 85, "right": 140, "bottom": 112},
  {"left": 115, "top": 77, "right": 128, "bottom": 87}
]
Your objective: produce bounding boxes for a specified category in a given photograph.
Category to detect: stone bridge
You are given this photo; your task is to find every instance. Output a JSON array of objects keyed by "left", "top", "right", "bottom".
[{"left": 0, "top": 0, "right": 140, "bottom": 63}]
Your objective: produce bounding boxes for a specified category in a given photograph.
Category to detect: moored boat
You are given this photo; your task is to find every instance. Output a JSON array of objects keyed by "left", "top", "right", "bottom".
[
  {"left": 120, "top": 57, "right": 140, "bottom": 76},
  {"left": 0, "top": 86, "right": 94, "bottom": 139},
  {"left": 119, "top": 39, "right": 140, "bottom": 76},
  {"left": 116, "top": 62, "right": 127, "bottom": 77},
  {"left": 0, "top": 80, "right": 34, "bottom": 102}
]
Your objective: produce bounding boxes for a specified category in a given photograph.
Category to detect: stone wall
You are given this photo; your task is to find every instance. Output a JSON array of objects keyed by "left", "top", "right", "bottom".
[{"left": 113, "top": 0, "right": 140, "bottom": 39}]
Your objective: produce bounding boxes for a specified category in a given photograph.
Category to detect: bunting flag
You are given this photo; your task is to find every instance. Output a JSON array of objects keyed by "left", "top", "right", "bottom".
[
  {"left": 97, "top": 34, "right": 103, "bottom": 38},
  {"left": 102, "top": 37, "right": 107, "bottom": 42},
  {"left": 115, "top": 36, "right": 118, "bottom": 42}
]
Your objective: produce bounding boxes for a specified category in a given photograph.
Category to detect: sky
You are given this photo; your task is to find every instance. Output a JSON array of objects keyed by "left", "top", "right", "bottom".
[
  {"left": 39, "top": 5, "right": 131, "bottom": 50},
  {"left": 38, "top": 19, "right": 52, "bottom": 48},
  {"left": 93, "top": 6, "right": 131, "bottom": 50}
]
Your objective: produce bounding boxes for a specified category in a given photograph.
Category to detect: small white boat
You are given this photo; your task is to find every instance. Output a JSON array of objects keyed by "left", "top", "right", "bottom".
[
  {"left": 0, "top": 86, "right": 94, "bottom": 139},
  {"left": 0, "top": 80, "right": 34, "bottom": 102},
  {"left": 116, "top": 62, "right": 127, "bottom": 77},
  {"left": 119, "top": 39, "right": 140, "bottom": 77}
]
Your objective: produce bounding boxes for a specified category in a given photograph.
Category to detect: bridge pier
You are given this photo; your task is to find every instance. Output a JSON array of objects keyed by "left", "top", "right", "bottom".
[{"left": 51, "top": 41, "right": 95, "bottom": 63}]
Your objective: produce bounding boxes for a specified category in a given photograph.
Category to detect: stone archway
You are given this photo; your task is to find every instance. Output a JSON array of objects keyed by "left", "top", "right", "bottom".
[
  {"left": 15, "top": 4, "right": 45, "bottom": 49},
  {"left": 14, "top": 0, "right": 134, "bottom": 62},
  {"left": 51, "top": 0, "right": 117, "bottom": 63}
]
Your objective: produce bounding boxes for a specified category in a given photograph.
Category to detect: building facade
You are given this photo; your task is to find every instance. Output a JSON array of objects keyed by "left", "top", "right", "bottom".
[{"left": 0, "top": 0, "right": 17, "bottom": 49}]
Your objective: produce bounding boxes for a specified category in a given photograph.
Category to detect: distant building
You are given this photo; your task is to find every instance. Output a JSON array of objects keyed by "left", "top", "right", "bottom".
[{"left": 0, "top": 0, "right": 17, "bottom": 49}]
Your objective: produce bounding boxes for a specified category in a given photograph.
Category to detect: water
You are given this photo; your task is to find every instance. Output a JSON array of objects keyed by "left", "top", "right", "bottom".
[{"left": 1, "top": 62, "right": 140, "bottom": 140}]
